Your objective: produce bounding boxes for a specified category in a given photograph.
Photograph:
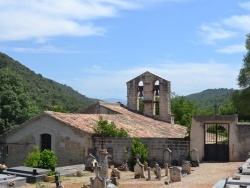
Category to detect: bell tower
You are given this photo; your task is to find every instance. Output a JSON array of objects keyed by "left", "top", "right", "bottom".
[{"left": 126, "top": 71, "right": 174, "bottom": 124}]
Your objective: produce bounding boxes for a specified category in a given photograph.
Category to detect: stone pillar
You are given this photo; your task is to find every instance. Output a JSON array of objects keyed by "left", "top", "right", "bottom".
[
  {"left": 99, "top": 149, "right": 109, "bottom": 179},
  {"left": 165, "top": 163, "right": 168, "bottom": 176},
  {"left": 147, "top": 167, "right": 151, "bottom": 181},
  {"left": 155, "top": 163, "right": 161, "bottom": 180}
]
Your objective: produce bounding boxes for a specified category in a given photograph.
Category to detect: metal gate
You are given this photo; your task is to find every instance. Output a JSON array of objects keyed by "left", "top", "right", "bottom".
[{"left": 204, "top": 123, "right": 229, "bottom": 161}]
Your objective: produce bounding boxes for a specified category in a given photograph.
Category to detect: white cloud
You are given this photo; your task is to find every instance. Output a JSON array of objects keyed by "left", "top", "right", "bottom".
[
  {"left": 239, "top": 2, "right": 250, "bottom": 10},
  {"left": 216, "top": 44, "right": 246, "bottom": 54},
  {"left": 0, "top": 0, "right": 187, "bottom": 42},
  {"left": 223, "top": 15, "right": 250, "bottom": 31},
  {"left": 13, "top": 45, "right": 70, "bottom": 53},
  {"left": 61, "top": 61, "right": 240, "bottom": 99},
  {"left": 199, "top": 23, "right": 237, "bottom": 44},
  {"left": 0, "top": 0, "right": 132, "bottom": 41}
]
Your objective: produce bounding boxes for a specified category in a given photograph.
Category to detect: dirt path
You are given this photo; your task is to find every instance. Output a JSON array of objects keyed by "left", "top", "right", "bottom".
[{"left": 24, "top": 162, "right": 243, "bottom": 188}]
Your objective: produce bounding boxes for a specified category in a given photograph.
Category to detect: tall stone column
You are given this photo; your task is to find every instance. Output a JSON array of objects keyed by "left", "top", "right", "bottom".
[{"left": 99, "top": 149, "right": 109, "bottom": 179}]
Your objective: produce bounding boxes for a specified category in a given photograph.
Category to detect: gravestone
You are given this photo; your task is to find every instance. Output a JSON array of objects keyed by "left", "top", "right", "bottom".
[
  {"left": 134, "top": 154, "right": 145, "bottom": 179},
  {"left": 85, "top": 153, "right": 97, "bottom": 172},
  {"left": 110, "top": 168, "right": 120, "bottom": 179},
  {"left": 147, "top": 167, "right": 151, "bottom": 181},
  {"left": 91, "top": 163, "right": 117, "bottom": 188},
  {"left": 163, "top": 148, "right": 172, "bottom": 166},
  {"left": 154, "top": 163, "right": 161, "bottom": 180},
  {"left": 170, "top": 167, "right": 181, "bottom": 182},
  {"left": 190, "top": 148, "right": 199, "bottom": 167},
  {"left": 99, "top": 149, "right": 109, "bottom": 179},
  {"left": 165, "top": 163, "right": 169, "bottom": 176},
  {"left": 117, "top": 162, "right": 128, "bottom": 171},
  {"left": 182, "top": 161, "right": 191, "bottom": 175}
]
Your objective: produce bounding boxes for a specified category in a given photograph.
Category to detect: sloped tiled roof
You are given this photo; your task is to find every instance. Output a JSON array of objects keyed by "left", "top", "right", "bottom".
[{"left": 45, "top": 102, "right": 187, "bottom": 138}]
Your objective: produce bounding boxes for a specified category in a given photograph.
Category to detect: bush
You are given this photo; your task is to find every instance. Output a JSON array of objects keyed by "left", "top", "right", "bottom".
[
  {"left": 38, "top": 149, "right": 57, "bottom": 170},
  {"left": 129, "top": 138, "right": 148, "bottom": 167},
  {"left": 24, "top": 146, "right": 57, "bottom": 170},
  {"left": 24, "top": 146, "right": 40, "bottom": 167}
]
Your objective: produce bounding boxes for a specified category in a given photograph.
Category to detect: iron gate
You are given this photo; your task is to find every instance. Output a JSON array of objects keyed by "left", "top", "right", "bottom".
[{"left": 204, "top": 123, "right": 229, "bottom": 161}]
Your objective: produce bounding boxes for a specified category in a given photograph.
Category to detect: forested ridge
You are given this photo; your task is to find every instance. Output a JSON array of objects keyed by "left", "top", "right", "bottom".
[
  {"left": 185, "top": 88, "right": 235, "bottom": 109},
  {"left": 0, "top": 52, "right": 98, "bottom": 133}
]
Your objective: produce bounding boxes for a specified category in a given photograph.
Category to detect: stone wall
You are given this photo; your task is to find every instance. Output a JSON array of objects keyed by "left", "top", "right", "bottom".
[
  {"left": 235, "top": 123, "right": 250, "bottom": 161},
  {"left": 3, "top": 114, "right": 92, "bottom": 167},
  {"left": 92, "top": 137, "right": 189, "bottom": 166}
]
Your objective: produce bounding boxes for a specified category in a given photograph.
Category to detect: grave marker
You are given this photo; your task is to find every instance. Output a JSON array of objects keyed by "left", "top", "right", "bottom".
[
  {"left": 170, "top": 166, "right": 181, "bottom": 182},
  {"left": 163, "top": 148, "right": 172, "bottom": 166}
]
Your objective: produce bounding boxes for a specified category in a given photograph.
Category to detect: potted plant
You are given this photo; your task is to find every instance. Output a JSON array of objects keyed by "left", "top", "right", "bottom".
[{"left": 44, "top": 171, "right": 58, "bottom": 182}]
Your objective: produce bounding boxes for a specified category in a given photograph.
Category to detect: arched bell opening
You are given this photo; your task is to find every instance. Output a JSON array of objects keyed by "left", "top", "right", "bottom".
[
  {"left": 137, "top": 81, "right": 144, "bottom": 111},
  {"left": 153, "top": 80, "right": 160, "bottom": 115}
]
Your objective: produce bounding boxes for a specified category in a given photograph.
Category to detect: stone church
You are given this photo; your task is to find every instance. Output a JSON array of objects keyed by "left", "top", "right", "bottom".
[{"left": 0, "top": 71, "right": 188, "bottom": 167}]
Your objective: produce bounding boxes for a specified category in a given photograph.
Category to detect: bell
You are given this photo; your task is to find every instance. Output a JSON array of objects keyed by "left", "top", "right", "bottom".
[
  {"left": 139, "top": 91, "right": 143, "bottom": 97},
  {"left": 155, "top": 90, "right": 159, "bottom": 96}
]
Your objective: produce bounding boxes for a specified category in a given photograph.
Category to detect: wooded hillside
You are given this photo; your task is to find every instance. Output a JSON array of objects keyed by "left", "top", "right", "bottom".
[
  {"left": 185, "top": 88, "right": 235, "bottom": 109},
  {"left": 0, "top": 52, "right": 98, "bottom": 113}
]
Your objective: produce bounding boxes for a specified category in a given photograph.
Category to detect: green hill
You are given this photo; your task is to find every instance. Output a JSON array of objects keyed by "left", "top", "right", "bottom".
[
  {"left": 0, "top": 52, "right": 98, "bottom": 113},
  {"left": 185, "top": 88, "right": 236, "bottom": 109}
]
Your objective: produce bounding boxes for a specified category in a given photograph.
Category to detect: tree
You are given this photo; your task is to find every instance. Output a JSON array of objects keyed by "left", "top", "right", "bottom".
[
  {"left": 171, "top": 95, "right": 197, "bottom": 127},
  {"left": 129, "top": 138, "right": 148, "bottom": 167},
  {"left": 238, "top": 34, "right": 250, "bottom": 88},
  {"left": 93, "top": 116, "right": 129, "bottom": 137},
  {"left": 231, "top": 34, "right": 250, "bottom": 119},
  {"left": 0, "top": 69, "right": 38, "bottom": 134}
]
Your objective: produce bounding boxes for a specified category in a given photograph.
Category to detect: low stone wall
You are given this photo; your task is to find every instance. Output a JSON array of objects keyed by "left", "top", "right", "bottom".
[
  {"left": 235, "top": 123, "right": 250, "bottom": 161},
  {"left": 92, "top": 137, "right": 190, "bottom": 167}
]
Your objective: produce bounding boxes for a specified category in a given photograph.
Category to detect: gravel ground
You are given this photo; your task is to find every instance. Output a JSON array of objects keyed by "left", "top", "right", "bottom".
[{"left": 23, "top": 162, "right": 243, "bottom": 188}]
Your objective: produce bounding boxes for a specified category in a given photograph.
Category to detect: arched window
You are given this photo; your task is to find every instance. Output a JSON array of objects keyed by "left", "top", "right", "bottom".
[
  {"left": 154, "top": 80, "right": 160, "bottom": 115},
  {"left": 40, "top": 134, "right": 51, "bottom": 151},
  {"left": 138, "top": 81, "right": 144, "bottom": 111}
]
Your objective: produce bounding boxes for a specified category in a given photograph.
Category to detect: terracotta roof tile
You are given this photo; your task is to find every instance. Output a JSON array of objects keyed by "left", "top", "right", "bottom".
[{"left": 45, "top": 103, "right": 187, "bottom": 138}]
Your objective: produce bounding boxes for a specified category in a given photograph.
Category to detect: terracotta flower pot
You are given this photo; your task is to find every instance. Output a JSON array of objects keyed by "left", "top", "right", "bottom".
[{"left": 44, "top": 175, "right": 55, "bottom": 182}]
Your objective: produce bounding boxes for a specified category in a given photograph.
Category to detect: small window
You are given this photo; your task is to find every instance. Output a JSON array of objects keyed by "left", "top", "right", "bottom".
[{"left": 41, "top": 134, "right": 51, "bottom": 151}]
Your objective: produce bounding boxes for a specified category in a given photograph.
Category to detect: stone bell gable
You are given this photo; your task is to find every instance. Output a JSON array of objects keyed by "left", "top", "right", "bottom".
[{"left": 126, "top": 71, "right": 174, "bottom": 123}]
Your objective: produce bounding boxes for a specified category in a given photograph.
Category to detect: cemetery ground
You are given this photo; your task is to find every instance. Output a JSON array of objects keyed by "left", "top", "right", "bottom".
[{"left": 22, "top": 162, "right": 243, "bottom": 188}]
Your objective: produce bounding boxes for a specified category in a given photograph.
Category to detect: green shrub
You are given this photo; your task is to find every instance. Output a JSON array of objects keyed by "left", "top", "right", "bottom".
[
  {"left": 24, "top": 146, "right": 40, "bottom": 167},
  {"left": 129, "top": 138, "right": 148, "bottom": 167},
  {"left": 24, "top": 146, "right": 57, "bottom": 170},
  {"left": 38, "top": 149, "right": 57, "bottom": 170}
]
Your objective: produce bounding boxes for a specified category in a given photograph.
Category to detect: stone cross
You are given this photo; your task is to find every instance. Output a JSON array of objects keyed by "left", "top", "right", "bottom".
[{"left": 97, "top": 136, "right": 112, "bottom": 149}]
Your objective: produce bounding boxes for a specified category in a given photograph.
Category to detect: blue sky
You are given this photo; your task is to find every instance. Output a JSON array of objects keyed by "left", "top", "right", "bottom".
[{"left": 0, "top": 0, "right": 249, "bottom": 100}]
